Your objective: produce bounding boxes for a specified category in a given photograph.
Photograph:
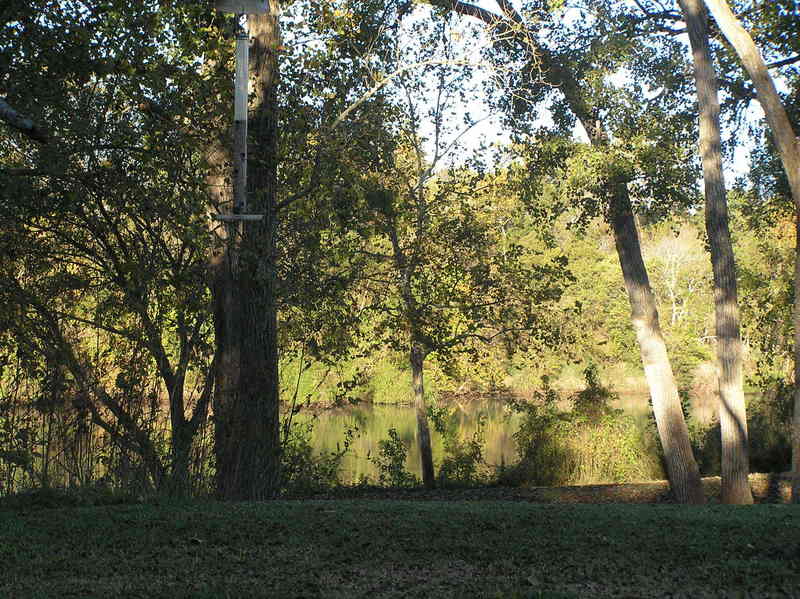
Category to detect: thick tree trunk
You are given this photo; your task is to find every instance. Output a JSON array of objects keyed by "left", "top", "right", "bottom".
[
  {"left": 410, "top": 344, "right": 435, "bottom": 488},
  {"left": 679, "top": 0, "right": 752, "bottom": 504},
  {"left": 608, "top": 186, "right": 706, "bottom": 504},
  {"left": 794, "top": 218, "right": 800, "bottom": 503},
  {"left": 211, "top": 224, "right": 244, "bottom": 496},
  {"left": 702, "top": 0, "right": 800, "bottom": 503},
  {"left": 208, "top": 115, "right": 247, "bottom": 497},
  {"left": 212, "top": 10, "right": 281, "bottom": 500}
]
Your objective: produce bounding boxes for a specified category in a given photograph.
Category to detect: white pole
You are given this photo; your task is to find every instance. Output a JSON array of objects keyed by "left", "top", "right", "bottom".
[{"left": 233, "top": 13, "right": 248, "bottom": 215}]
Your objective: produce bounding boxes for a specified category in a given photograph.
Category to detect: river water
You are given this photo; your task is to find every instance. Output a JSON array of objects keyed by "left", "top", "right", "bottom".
[{"left": 299, "top": 392, "right": 688, "bottom": 483}]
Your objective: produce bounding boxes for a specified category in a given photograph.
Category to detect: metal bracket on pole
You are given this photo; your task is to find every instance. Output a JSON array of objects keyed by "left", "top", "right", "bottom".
[
  {"left": 232, "top": 13, "right": 249, "bottom": 216},
  {"left": 214, "top": 214, "right": 264, "bottom": 222}
]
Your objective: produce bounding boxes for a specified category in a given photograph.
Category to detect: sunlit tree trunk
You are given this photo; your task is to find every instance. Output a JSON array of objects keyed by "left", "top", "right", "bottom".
[
  {"left": 607, "top": 184, "right": 706, "bottom": 504},
  {"left": 702, "top": 0, "right": 800, "bottom": 503},
  {"left": 560, "top": 85, "right": 705, "bottom": 505},
  {"left": 679, "top": 0, "right": 752, "bottom": 504}
]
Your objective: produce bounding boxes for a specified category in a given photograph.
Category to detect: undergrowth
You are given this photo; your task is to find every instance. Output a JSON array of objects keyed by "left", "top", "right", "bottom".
[{"left": 499, "top": 366, "right": 663, "bottom": 487}]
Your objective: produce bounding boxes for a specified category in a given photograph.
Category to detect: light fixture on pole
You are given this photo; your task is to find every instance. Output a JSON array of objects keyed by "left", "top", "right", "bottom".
[{"left": 213, "top": 0, "right": 268, "bottom": 222}]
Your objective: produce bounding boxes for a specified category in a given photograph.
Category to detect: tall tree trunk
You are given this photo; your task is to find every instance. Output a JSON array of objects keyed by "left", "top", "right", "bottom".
[
  {"left": 679, "top": 0, "right": 752, "bottom": 504},
  {"left": 561, "top": 90, "right": 705, "bottom": 505},
  {"left": 212, "top": 10, "right": 282, "bottom": 500},
  {"left": 795, "top": 216, "right": 800, "bottom": 502},
  {"left": 702, "top": 0, "right": 800, "bottom": 503},
  {"left": 608, "top": 184, "right": 706, "bottom": 504},
  {"left": 410, "top": 343, "right": 435, "bottom": 488}
]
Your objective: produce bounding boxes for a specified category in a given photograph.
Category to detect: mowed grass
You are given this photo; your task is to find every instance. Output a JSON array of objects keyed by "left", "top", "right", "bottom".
[{"left": 1, "top": 499, "right": 799, "bottom": 598}]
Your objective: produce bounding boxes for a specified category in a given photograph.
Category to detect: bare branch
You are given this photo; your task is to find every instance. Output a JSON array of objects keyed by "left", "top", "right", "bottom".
[{"left": 768, "top": 55, "right": 800, "bottom": 69}]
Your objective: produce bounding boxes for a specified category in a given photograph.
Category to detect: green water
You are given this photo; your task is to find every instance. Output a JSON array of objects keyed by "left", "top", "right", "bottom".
[{"left": 301, "top": 393, "right": 657, "bottom": 483}]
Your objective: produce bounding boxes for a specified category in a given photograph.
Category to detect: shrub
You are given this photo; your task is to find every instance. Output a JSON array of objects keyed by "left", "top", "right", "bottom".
[
  {"left": 748, "top": 383, "right": 792, "bottom": 472},
  {"left": 369, "top": 427, "right": 418, "bottom": 487},
  {"left": 430, "top": 405, "right": 489, "bottom": 487},
  {"left": 500, "top": 367, "right": 663, "bottom": 486},
  {"left": 690, "top": 378, "right": 792, "bottom": 476},
  {"left": 0, "top": 484, "right": 139, "bottom": 510},
  {"left": 280, "top": 421, "right": 353, "bottom": 495}
]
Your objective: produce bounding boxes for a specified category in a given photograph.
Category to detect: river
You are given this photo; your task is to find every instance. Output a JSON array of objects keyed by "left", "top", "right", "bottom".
[{"left": 298, "top": 391, "right": 707, "bottom": 483}]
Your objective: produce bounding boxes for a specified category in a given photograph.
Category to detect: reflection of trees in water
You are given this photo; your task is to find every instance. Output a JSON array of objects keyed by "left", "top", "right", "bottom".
[{"left": 306, "top": 395, "right": 668, "bottom": 483}]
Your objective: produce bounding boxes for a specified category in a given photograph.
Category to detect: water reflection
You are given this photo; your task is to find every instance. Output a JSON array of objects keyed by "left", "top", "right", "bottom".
[{"left": 301, "top": 393, "right": 665, "bottom": 483}]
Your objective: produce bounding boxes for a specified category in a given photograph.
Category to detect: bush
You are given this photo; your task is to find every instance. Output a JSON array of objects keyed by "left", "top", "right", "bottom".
[
  {"left": 0, "top": 484, "right": 140, "bottom": 510},
  {"left": 280, "top": 421, "right": 353, "bottom": 495},
  {"left": 429, "top": 404, "right": 489, "bottom": 487},
  {"left": 369, "top": 428, "right": 418, "bottom": 487},
  {"left": 500, "top": 367, "right": 663, "bottom": 486},
  {"left": 748, "top": 383, "right": 792, "bottom": 472}
]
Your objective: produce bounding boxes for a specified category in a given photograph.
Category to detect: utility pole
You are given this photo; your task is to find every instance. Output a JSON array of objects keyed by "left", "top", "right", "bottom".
[{"left": 214, "top": 0, "right": 268, "bottom": 223}]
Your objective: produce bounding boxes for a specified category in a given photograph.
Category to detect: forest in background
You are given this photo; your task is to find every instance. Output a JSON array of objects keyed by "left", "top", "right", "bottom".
[{"left": 0, "top": 0, "right": 798, "bottom": 504}]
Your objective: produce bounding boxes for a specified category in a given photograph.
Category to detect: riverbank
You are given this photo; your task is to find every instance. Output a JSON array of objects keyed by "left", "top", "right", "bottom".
[
  {"left": 287, "top": 472, "right": 794, "bottom": 504},
  {"left": 1, "top": 488, "right": 797, "bottom": 598}
]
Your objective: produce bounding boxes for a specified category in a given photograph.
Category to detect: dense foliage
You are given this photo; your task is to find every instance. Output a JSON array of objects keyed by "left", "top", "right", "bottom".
[{"left": 0, "top": 0, "right": 798, "bottom": 498}]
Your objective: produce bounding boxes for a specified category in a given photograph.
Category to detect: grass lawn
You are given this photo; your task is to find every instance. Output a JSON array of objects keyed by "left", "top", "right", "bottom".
[{"left": 1, "top": 498, "right": 798, "bottom": 598}]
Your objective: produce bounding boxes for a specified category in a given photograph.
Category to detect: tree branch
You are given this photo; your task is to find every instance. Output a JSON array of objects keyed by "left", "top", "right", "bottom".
[
  {"left": 768, "top": 55, "right": 800, "bottom": 69},
  {"left": 0, "top": 98, "right": 48, "bottom": 143}
]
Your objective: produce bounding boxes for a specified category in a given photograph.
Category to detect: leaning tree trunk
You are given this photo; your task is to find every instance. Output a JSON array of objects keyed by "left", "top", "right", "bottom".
[
  {"left": 212, "top": 10, "right": 282, "bottom": 500},
  {"left": 702, "top": 0, "right": 800, "bottom": 503},
  {"left": 608, "top": 184, "right": 706, "bottom": 504},
  {"left": 410, "top": 343, "right": 435, "bottom": 488},
  {"left": 679, "top": 0, "right": 752, "bottom": 504},
  {"left": 559, "top": 73, "right": 705, "bottom": 504}
]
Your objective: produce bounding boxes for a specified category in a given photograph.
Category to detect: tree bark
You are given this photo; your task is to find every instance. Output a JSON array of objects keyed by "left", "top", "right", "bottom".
[
  {"left": 208, "top": 122, "right": 245, "bottom": 498},
  {"left": 410, "top": 344, "right": 435, "bottom": 488},
  {"left": 543, "top": 58, "right": 706, "bottom": 504},
  {"left": 679, "top": 0, "right": 752, "bottom": 504},
  {"left": 212, "top": 10, "right": 282, "bottom": 500},
  {"left": 795, "top": 216, "right": 800, "bottom": 503},
  {"left": 608, "top": 185, "right": 706, "bottom": 504},
  {"left": 701, "top": 0, "right": 800, "bottom": 503}
]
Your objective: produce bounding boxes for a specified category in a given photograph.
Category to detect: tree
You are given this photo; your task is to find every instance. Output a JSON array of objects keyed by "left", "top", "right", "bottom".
[
  {"left": 701, "top": 0, "right": 800, "bottom": 502},
  {"left": 208, "top": 8, "right": 283, "bottom": 501},
  {"left": 425, "top": 0, "right": 705, "bottom": 502},
  {"left": 344, "top": 15, "right": 571, "bottom": 486},
  {"left": 678, "top": 0, "right": 753, "bottom": 504},
  {"left": 208, "top": 0, "right": 404, "bottom": 498},
  {"left": 0, "top": 1, "right": 221, "bottom": 493}
]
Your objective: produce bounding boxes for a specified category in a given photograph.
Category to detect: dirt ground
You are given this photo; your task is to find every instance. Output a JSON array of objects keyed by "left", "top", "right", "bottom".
[{"left": 303, "top": 472, "right": 795, "bottom": 504}]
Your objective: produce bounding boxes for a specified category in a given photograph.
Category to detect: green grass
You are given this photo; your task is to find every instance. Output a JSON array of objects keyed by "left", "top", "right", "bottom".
[{"left": 1, "top": 499, "right": 798, "bottom": 598}]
